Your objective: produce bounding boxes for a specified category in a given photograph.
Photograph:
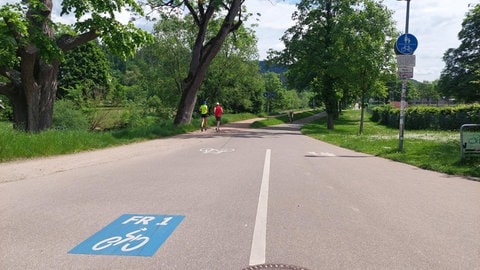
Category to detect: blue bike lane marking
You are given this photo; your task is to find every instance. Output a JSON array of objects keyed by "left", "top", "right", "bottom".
[{"left": 69, "top": 214, "right": 184, "bottom": 256}]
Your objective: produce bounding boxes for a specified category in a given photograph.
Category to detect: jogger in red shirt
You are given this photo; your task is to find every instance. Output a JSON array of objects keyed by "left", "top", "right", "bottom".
[{"left": 214, "top": 102, "right": 223, "bottom": 132}]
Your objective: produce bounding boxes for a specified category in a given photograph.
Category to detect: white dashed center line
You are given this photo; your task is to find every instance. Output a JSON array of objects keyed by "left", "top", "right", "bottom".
[{"left": 249, "top": 149, "right": 271, "bottom": 266}]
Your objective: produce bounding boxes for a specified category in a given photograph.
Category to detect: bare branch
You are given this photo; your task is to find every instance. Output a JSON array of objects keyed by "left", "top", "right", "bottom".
[
  {"left": 0, "top": 67, "right": 21, "bottom": 86},
  {"left": 57, "top": 30, "right": 99, "bottom": 53},
  {"left": 185, "top": 1, "right": 200, "bottom": 26}
]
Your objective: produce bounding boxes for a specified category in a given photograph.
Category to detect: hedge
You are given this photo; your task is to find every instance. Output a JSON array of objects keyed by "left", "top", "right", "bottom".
[{"left": 370, "top": 104, "right": 480, "bottom": 131}]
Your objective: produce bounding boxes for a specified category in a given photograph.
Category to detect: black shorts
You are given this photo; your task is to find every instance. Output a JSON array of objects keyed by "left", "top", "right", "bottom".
[
  {"left": 215, "top": 116, "right": 221, "bottom": 121},
  {"left": 201, "top": 114, "right": 208, "bottom": 118}
]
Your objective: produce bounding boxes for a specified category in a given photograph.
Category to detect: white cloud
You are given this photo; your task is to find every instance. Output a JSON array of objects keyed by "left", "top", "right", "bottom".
[
  {"left": 389, "top": 0, "right": 476, "bottom": 81},
  {"left": 246, "top": 0, "right": 480, "bottom": 82},
  {"left": 245, "top": 0, "right": 297, "bottom": 58}
]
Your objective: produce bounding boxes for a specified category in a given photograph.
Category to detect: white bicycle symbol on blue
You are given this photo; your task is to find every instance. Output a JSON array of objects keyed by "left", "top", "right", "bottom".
[{"left": 92, "top": 228, "right": 149, "bottom": 252}]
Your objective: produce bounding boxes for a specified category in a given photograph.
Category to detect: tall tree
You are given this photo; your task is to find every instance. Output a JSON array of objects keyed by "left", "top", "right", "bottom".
[
  {"left": 270, "top": 0, "right": 395, "bottom": 130},
  {"left": 146, "top": 0, "right": 246, "bottom": 125},
  {"left": 201, "top": 22, "right": 263, "bottom": 113},
  {"left": 342, "top": 0, "right": 396, "bottom": 134},
  {"left": 0, "top": 0, "right": 151, "bottom": 132},
  {"left": 438, "top": 4, "right": 480, "bottom": 103},
  {"left": 58, "top": 41, "right": 113, "bottom": 102},
  {"left": 127, "top": 15, "right": 194, "bottom": 113},
  {"left": 123, "top": 10, "right": 260, "bottom": 116}
]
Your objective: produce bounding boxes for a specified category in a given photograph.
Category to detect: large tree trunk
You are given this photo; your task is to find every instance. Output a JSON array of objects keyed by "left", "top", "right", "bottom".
[
  {"left": 173, "top": 0, "right": 244, "bottom": 125},
  {"left": 13, "top": 61, "right": 59, "bottom": 132},
  {"left": 174, "top": 72, "right": 204, "bottom": 124},
  {"left": 323, "top": 0, "right": 335, "bottom": 130},
  {"left": 14, "top": 0, "right": 58, "bottom": 132},
  {"left": 0, "top": 0, "right": 98, "bottom": 132},
  {"left": 359, "top": 68, "right": 367, "bottom": 135},
  {"left": 323, "top": 74, "right": 336, "bottom": 130},
  {"left": 359, "top": 90, "right": 365, "bottom": 135}
]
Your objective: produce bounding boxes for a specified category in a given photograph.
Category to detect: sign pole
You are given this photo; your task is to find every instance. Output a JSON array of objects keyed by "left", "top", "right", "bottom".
[
  {"left": 398, "top": 0, "right": 411, "bottom": 152},
  {"left": 399, "top": 80, "right": 407, "bottom": 151}
]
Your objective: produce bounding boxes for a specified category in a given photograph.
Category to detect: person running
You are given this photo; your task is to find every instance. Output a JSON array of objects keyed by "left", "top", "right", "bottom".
[
  {"left": 199, "top": 100, "right": 208, "bottom": 131},
  {"left": 214, "top": 102, "right": 223, "bottom": 132}
]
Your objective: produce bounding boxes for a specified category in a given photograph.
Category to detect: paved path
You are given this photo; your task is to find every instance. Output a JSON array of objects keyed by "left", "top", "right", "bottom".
[{"left": 1, "top": 114, "right": 479, "bottom": 269}]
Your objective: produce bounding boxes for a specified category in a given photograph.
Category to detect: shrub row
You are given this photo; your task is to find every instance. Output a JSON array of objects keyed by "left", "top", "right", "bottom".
[{"left": 370, "top": 104, "right": 480, "bottom": 131}]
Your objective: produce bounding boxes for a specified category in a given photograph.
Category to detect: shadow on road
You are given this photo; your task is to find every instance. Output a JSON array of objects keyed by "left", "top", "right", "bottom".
[{"left": 177, "top": 113, "right": 327, "bottom": 140}]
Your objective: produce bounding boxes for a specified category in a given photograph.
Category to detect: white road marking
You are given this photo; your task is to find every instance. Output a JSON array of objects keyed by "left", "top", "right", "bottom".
[
  {"left": 199, "top": 148, "right": 235, "bottom": 154},
  {"left": 350, "top": 206, "right": 360, "bottom": 212},
  {"left": 306, "top": 151, "right": 336, "bottom": 157},
  {"left": 249, "top": 149, "right": 271, "bottom": 266}
]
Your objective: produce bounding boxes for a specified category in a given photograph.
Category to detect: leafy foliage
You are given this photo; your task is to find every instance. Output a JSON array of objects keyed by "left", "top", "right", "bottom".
[
  {"left": 269, "top": 0, "right": 396, "bottom": 129},
  {"left": 58, "top": 41, "right": 113, "bottom": 102},
  {"left": 438, "top": 4, "right": 480, "bottom": 103},
  {"left": 371, "top": 104, "right": 480, "bottom": 130},
  {"left": 0, "top": 0, "right": 152, "bottom": 132},
  {"left": 52, "top": 100, "right": 89, "bottom": 130}
]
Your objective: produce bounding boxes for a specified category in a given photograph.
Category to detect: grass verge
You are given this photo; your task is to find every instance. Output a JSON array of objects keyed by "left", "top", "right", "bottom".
[
  {"left": 250, "top": 110, "right": 321, "bottom": 128},
  {"left": 301, "top": 110, "right": 480, "bottom": 179},
  {"left": 0, "top": 113, "right": 257, "bottom": 163}
]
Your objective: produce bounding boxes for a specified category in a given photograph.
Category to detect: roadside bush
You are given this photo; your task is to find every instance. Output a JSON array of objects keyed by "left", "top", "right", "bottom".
[
  {"left": 0, "top": 96, "right": 13, "bottom": 121},
  {"left": 371, "top": 104, "right": 480, "bottom": 131},
  {"left": 119, "top": 102, "right": 157, "bottom": 128},
  {"left": 53, "top": 100, "right": 89, "bottom": 130}
]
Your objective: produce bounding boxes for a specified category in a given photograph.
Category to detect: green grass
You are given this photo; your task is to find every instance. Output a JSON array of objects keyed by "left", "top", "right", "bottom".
[
  {"left": 3, "top": 110, "right": 479, "bottom": 179},
  {"left": 0, "top": 113, "right": 257, "bottom": 162},
  {"left": 301, "top": 110, "right": 480, "bottom": 179},
  {"left": 251, "top": 110, "right": 321, "bottom": 128}
]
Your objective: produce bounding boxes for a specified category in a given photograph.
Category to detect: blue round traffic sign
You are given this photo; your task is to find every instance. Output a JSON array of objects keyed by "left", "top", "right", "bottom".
[{"left": 396, "top": 34, "right": 418, "bottom": 55}]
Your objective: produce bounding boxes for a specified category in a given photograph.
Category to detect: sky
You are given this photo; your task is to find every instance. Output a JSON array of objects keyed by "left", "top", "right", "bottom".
[
  {"left": 1, "top": 0, "right": 478, "bottom": 82},
  {"left": 245, "top": 0, "right": 480, "bottom": 82}
]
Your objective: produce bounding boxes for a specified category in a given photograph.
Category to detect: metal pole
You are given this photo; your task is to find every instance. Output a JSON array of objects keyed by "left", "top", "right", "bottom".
[
  {"left": 399, "top": 80, "right": 407, "bottom": 150},
  {"left": 405, "top": 0, "right": 410, "bottom": 34},
  {"left": 398, "top": 0, "right": 410, "bottom": 152}
]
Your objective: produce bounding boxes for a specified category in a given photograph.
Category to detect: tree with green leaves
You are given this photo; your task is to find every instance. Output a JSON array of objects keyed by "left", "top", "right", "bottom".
[
  {"left": 145, "top": 0, "right": 247, "bottom": 125},
  {"left": 57, "top": 40, "right": 113, "bottom": 103},
  {"left": 122, "top": 15, "right": 194, "bottom": 115},
  {"left": 417, "top": 81, "right": 439, "bottom": 105},
  {"left": 270, "top": 0, "right": 395, "bottom": 130},
  {"left": 0, "top": 0, "right": 151, "bottom": 132},
  {"left": 120, "top": 9, "right": 260, "bottom": 117},
  {"left": 438, "top": 4, "right": 480, "bottom": 103},
  {"left": 340, "top": 0, "right": 396, "bottom": 134},
  {"left": 201, "top": 22, "right": 263, "bottom": 114}
]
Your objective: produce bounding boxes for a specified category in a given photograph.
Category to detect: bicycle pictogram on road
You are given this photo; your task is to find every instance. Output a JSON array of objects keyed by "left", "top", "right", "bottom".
[{"left": 69, "top": 214, "right": 184, "bottom": 257}]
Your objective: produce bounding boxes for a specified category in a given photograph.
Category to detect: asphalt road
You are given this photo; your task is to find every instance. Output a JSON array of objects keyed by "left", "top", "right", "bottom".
[{"left": 1, "top": 117, "right": 479, "bottom": 270}]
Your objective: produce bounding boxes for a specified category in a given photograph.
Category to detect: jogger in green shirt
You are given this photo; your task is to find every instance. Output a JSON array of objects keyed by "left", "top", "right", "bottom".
[{"left": 199, "top": 101, "right": 208, "bottom": 131}]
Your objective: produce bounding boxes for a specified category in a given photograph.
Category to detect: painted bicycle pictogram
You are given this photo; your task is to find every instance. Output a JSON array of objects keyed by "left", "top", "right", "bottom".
[
  {"left": 69, "top": 214, "right": 185, "bottom": 257},
  {"left": 92, "top": 228, "right": 149, "bottom": 252}
]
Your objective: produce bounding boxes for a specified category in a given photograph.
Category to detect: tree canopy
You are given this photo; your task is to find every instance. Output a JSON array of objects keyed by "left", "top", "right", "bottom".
[
  {"left": 0, "top": 0, "right": 152, "bottom": 131},
  {"left": 269, "top": 0, "right": 396, "bottom": 129},
  {"left": 438, "top": 4, "right": 480, "bottom": 103}
]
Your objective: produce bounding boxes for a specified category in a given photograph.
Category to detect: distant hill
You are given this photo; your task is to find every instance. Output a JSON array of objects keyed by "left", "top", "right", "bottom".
[{"left": 259, "top": 60, "right": 287, "bottom": 74}]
